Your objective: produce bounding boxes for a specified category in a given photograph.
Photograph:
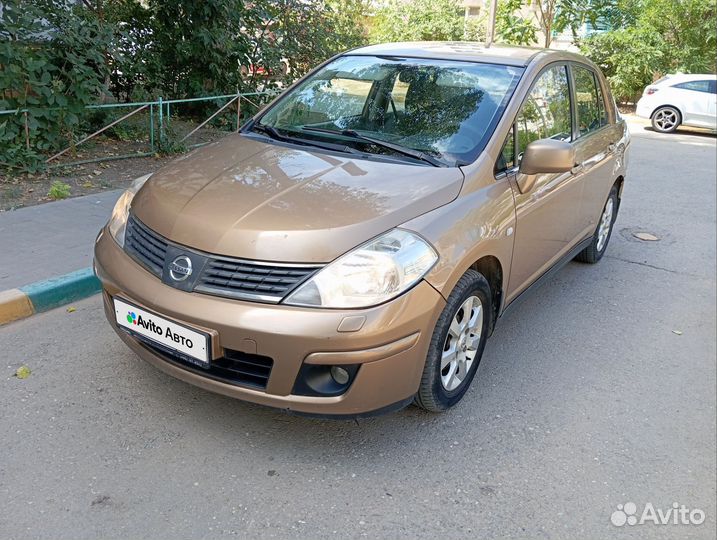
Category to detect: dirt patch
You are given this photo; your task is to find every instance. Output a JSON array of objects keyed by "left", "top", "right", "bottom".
[
  {"left": 0, "top": 118, "right": 232, "bottom": 212},
  {"left": 0, "top": 153, "right": 172, "bottom": 211}
]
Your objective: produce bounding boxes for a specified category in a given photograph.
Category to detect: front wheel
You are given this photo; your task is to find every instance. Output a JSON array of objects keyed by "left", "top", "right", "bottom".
[
  {"left": 575, "top": 185, "right": 618, "bottom": 264},
  {"left": 414, "top": 270, "right": 491, "bottom": 412},
  {"left": 651, "top": 106, "right": 681, "bottom": 133}
]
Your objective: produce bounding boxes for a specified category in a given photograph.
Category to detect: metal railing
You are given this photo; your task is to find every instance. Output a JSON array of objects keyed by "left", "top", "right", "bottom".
[{"left": 0, "top": 91, "right": 279, "bottom": 168}]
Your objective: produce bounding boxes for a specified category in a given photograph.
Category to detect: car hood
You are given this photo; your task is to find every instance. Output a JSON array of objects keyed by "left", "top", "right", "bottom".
[{"left": 131, "top": 134, "right": 463, "bottom": 263}]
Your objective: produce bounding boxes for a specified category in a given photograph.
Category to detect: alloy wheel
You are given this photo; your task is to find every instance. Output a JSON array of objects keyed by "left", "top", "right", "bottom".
[
  {"left": 597, "top": 197, "right": 614, "bottom": 252},
  {"left": 653, "top": 108, "right": 678, "bottom": 132},
  {"left": 441, "top": 295, "right": 483, "bottom": 391}
]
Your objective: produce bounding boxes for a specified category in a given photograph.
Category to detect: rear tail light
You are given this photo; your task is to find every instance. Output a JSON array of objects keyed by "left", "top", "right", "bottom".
[{"left": 645, "top": 87, "right": 658, "bottom": 95}]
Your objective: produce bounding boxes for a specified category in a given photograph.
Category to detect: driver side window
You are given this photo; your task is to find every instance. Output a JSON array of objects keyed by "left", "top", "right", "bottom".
[
  {"left": 516, "top": 65, "right": 572, "bottom": 165},
  {"left": 495, "top": 65, "right": 572, "bottom": 175}
]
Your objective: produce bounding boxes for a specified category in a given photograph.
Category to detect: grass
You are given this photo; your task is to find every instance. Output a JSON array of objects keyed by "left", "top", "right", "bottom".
[{"left": 48, "top": 180, "right": 72, "bottom": 200}]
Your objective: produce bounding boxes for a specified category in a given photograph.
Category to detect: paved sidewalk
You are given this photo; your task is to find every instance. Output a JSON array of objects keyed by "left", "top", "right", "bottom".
[{"left": 0, "top": 190, "right": 122, "bottom": 289}]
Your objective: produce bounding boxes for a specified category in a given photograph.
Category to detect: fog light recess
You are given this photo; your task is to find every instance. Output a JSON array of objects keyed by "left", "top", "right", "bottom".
[{"left": 293, "top": 363, "right": 360, "bottom": 397}]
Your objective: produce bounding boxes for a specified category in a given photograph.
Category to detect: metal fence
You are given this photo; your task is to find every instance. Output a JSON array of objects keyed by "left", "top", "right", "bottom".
[{"left": 0, "top": 90, "right": 279, "bottom": 169}]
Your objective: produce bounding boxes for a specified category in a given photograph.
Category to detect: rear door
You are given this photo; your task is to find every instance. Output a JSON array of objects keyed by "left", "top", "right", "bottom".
[{"left": 570, "top": 64, "right": 622, "bottom": 238}]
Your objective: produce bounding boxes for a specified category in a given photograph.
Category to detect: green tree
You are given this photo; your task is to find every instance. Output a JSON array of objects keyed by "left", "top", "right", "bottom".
[
  {"left": 580, "top": 0, "right": 717, "bottom": 102},
  {"left": 494, "top": 0, "right": 621, "bottom": 48},
  {"left": 495, "top": 0, "right": 538, "bottom": 46},
  {"left": 106, "top": 0, "right": 368, "bottom": 99},
  {"left": 0, "top": 0, "right": 114, "bottom": 170},
  {"left": 580, "top": 26, "right": 664, "bottom": 101},
  {"left": 369, "top": 0, "right": 467, "bottom": 43},
  {"left": 640, "top": 0, "right": 717, "bottom": 73}
]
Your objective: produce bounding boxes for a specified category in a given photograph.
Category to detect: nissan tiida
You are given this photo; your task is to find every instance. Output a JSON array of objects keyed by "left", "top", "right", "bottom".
[{"left": 94, "top": 42, "right": 629, "bottom": 416}]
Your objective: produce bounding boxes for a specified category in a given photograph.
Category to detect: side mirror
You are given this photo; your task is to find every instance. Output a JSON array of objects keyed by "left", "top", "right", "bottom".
[{"left": 517, "top": 138, "right": 576, "bottom": 193}]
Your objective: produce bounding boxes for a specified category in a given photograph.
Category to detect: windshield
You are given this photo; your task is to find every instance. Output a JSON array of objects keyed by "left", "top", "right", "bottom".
[{"left": 257, "top": 55, "right": 523, "bottom": 165}]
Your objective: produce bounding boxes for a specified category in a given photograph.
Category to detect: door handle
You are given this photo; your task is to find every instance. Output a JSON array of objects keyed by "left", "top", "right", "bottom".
[{"left": 571, "top": 162, "right": 584, "bottom": 175}]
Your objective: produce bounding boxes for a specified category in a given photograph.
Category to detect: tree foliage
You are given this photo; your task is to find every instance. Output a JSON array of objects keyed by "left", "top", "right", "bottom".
[
  {"left": 0, "top": 0, "right": 369, "bottom": 171},
  {"left": 0, "top": 0, "right": 114, "bottom": 170},
  {"left": 581, "top": 0, "right": 717, "bottom": 102},
  {"left": 496, "top": 0, "right": 538, "bottom": 46},
  {"left": 581, "top": 26, "right": 664, "bottom": 102},
  {"left": 369, "top": 0, "right": 469, "bottom": 43},
  {"left": 106, "top": 0, "right": 369, "bottom": 100}
]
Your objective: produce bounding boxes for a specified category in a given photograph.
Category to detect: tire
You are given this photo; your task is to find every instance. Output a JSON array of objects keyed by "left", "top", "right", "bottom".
[
  {"left": 414, "top": 270, "right": 491, "bottom": 412},
  {"left": 651, "top": 106, "right": 681, "bottom": 133},
  {"left": 575, "top": 185, "right": 618, "bottom": 264}
]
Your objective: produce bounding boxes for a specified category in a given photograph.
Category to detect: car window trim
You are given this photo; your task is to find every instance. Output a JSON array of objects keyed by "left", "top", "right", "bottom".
[{"left": 493, "top": 61, "right": 573, "bottom": 179}]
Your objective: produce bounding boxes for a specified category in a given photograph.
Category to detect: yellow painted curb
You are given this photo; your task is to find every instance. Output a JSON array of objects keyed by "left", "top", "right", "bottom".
[{"left": 0, "top": 289, "right": 34, "bottom": 325}]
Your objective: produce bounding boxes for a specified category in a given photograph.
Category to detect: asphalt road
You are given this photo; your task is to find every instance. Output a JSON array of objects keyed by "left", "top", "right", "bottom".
[{"left": 1, "top": 121, "right": 715, "bottom": 539}]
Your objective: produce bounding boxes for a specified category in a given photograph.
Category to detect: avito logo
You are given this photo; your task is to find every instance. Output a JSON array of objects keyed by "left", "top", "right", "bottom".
[{"left": 126, "top": 311, "right": 194, "bottom": 348}]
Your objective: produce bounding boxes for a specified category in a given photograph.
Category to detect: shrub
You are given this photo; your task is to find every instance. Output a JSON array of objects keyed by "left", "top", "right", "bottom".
[
  {"left": 581, "top": 27, "right": 665, "bottom": 103},
  {"left": 370, "top": 0, "right": 466, "bottom": 42},
  {"left": 0, "top": 1, "right": 114, "bottom": 170},
  {"left": 580, "top": 0, "right": 717, "bottom": 103}
]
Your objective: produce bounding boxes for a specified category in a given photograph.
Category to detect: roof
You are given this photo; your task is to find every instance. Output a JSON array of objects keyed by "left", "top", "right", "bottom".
[
  {"left": 348, "top": 41, "right": 548, "bottom": 67},
  {"left": 659, "top": 73, "right": 717, "bottom": 84}
]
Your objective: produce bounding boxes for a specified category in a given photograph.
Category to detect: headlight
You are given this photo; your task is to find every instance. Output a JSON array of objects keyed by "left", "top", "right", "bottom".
[
  {"left": 107, "top": 174, "right": 151, "bottom": 247},
  {"left": 284, "top": 229, "right": 438, "bottom": 308}
]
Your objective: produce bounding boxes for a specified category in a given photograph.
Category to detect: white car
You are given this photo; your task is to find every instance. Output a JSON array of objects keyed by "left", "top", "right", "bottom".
[{"left": 636, "top": 74, "right": 717, "bottom": 133}]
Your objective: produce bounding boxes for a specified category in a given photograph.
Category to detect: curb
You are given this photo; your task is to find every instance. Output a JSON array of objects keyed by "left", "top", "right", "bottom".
[{"left": 0, "top": 268, "right": 101, "bottom": 326}]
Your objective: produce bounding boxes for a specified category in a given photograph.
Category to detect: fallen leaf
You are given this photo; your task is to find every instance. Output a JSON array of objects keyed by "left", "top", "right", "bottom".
[
  {"left": 672, "top": 330, "right": 683, "bottom": 335},
  {"left": 15, "top": 366, "right": 31, "bottom": 379},
  {"left": 66, "top": 306, "right": 76, "bottom": 313},
  {"left": 93, "top": 170, "right": 102, "bottom": 176}
]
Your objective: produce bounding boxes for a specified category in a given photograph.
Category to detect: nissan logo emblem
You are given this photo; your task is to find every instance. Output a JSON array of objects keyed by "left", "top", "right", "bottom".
[{"left": 169, "top": 256, "right": 193, "bottom": 281}]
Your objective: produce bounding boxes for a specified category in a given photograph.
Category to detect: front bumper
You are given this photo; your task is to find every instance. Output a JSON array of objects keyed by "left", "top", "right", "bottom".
[{"left": 94, "top": 228, "right": 446, "bottom": 416}]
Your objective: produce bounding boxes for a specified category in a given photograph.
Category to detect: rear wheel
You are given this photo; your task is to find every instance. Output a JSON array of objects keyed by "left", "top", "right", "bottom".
[
  {"left": 651, "top": 106, "right": 681, "bottom": 133},
  {"left": 415, "top": 270, "right": 491, "bottom": 412},
  {"left": 575, "top": 185, "right": 618, "bottom": 264}
]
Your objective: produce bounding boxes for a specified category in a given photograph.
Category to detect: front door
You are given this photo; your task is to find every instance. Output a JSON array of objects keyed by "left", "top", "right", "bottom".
[{"left": 505, "top": 64, "right": 584, "bottom": 303}]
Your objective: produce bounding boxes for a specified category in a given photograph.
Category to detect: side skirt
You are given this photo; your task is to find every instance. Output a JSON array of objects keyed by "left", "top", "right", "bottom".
[{"left": 499, "top": 236, "right": 593, "bottom": 321}]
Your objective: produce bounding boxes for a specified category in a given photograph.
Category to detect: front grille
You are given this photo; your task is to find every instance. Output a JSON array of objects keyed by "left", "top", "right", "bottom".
[
  {"left": 125, "top": 215, "right": 167, "bottom": 277},
  {"left": 138, "top": 337, "right": 274, "bottom": 390},
  {"left": 195, "top": 259, "right": 320, "bottom": 301},
  {"left": 123, "top": 214, "right": 322, "bottom": 303}
]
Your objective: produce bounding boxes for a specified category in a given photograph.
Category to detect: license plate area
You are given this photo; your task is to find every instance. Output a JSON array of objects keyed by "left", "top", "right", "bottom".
[{"left": 113, "top": 297, "right": 210, "bottom": 367}]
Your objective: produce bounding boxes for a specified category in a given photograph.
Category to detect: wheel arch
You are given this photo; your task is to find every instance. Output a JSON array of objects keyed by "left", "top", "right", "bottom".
[
  {"left": 613, "top": 175, "right": 625, "bottom": 207},
  {"left": 469, "top": 255, "right": 503, "bottom": 336}
]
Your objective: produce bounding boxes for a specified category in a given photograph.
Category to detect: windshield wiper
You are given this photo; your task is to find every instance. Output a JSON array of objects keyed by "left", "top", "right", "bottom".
[
  {"left": 301, "top": 127, "right": 444, "bottom": 167},
  {"left": 250, "top": 123, "right": 364, "bottom": 156},
  {"left": 251, "top": 122, "right": 284, "bottom": 141}
]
